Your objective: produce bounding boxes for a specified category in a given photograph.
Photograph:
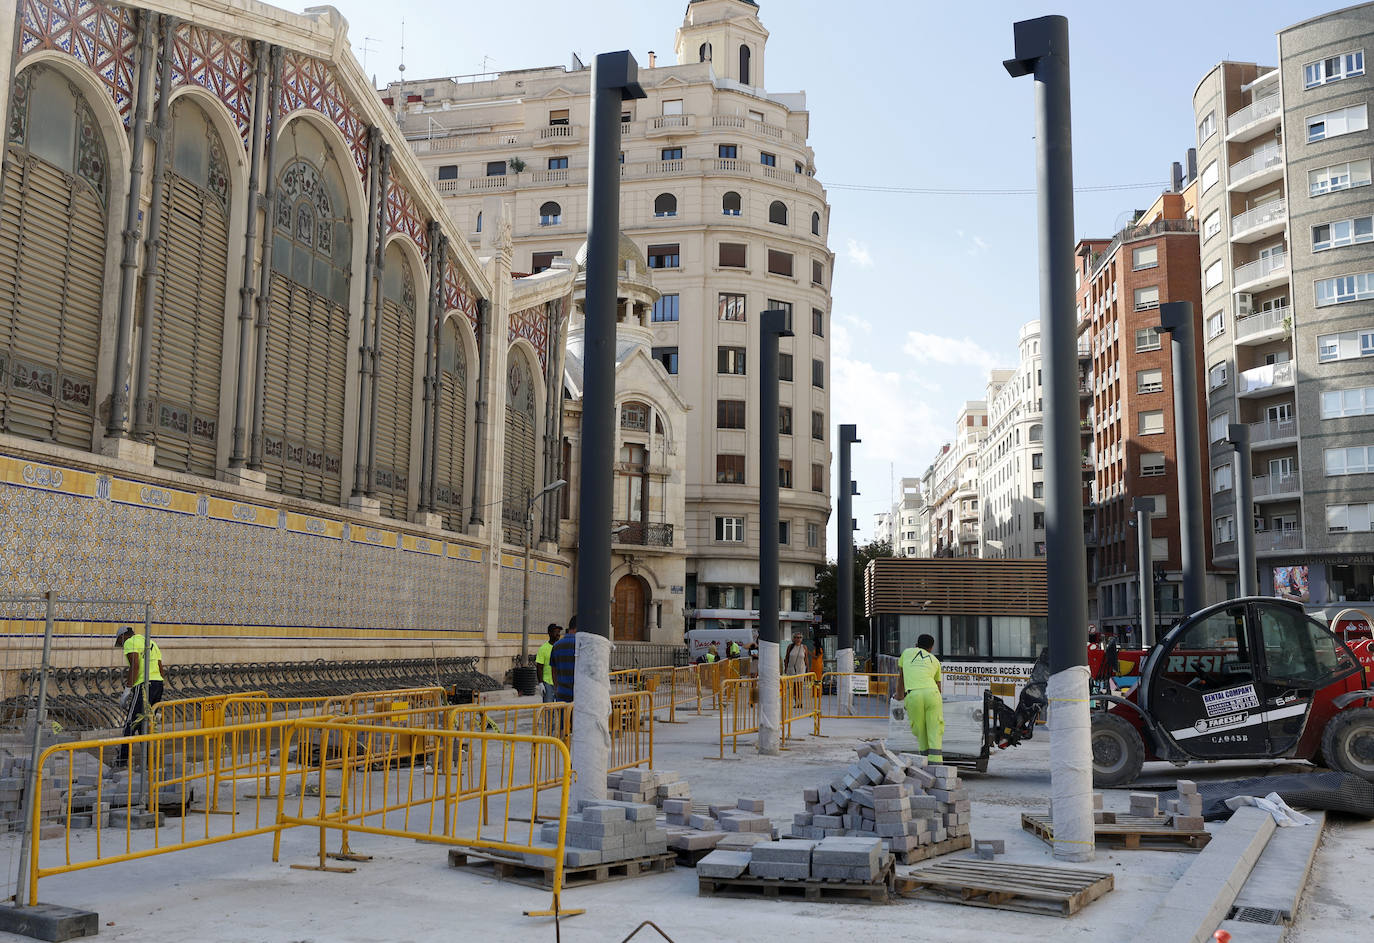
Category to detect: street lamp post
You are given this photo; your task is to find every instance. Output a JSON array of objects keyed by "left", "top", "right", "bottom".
[
  {"left": 1130, "top": 497, "right": 1155, "bottom": 647},
  {"left": 1157, "top": 301, "right": 1205, "bottom": 616},
  {"left": 1227, "top": 424, "right": 1256, "bottom": 597},
  {"left": 758, "top": 308, "right": 792, "bottom": 755},
  {"left": 837, "top": 425, "right": 860, "bottom": 715},
  {"left": 521, "top": 479, "right": 568, "bottom": 663}
]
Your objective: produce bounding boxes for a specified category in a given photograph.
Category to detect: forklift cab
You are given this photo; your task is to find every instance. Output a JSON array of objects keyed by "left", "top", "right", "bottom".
[{"left": 1142, "top": 598, "right": 1363, "bottom": 761}]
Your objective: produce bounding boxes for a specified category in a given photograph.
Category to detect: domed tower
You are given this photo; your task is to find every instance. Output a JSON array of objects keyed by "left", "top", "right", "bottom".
[{"left": 674, "top": 0, "right": 768, "bottom": 88}]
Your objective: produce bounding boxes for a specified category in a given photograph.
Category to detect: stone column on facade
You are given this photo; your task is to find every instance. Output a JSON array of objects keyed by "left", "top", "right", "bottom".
[
  {"left": 350, "top": 127, "right": 382, "bottom": 504},
  {"left": 131, "top": 14, "right": 179, "bottom": 444},
  {"left": 248, "top": 45, "right": 283, "bottom": 475},
  {"left": 540, "top": 298, "right": 565, "bottom": 547},
  {"left": 467, "top": 296, "right": 491, "bottom": 530},
  {"left": 480, "top": 215, "right": 515, "bottom": 651},
  {"left": 0, "top": 0, "right": 20, "bottom": 167},
  {"left": 416, "top": 224, "right": 446, "bottom": 527},
  {"left": 364, "top": 144, "right": 391, "bottom": 500}
]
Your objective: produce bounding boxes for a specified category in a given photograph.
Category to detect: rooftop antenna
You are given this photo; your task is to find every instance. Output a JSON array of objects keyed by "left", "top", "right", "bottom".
[
  {"left": 480, "top": 55, "right": 495, "bottom": 75},
  {"left": 358, "top": 37, "right": 379, "bottom": 77},
  {"left": 398, "top": 20, "right": 406, "bottom": 78}
]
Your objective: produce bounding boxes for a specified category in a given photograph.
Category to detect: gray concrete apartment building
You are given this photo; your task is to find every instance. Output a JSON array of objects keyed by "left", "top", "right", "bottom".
[{"left": 1193, "top": 2, "right": 1374, "bottom": 621}]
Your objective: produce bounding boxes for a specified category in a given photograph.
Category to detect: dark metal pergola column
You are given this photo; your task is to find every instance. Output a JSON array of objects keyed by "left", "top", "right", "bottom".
[
  {"left": 1158, "top": 301, "right": 1205, "bottom": 615},
  {"left": 1131, "top": 496, "right": 1155, "bottom": 647},
  {"left": 837, "top": 424, "right": 860, "bottom": 714},
  {"left": 757, "top": 308, "right": 792, "bottom": 755},
  {"left": 1227, "top": 423, "right": 1256, "bottom": 597}
]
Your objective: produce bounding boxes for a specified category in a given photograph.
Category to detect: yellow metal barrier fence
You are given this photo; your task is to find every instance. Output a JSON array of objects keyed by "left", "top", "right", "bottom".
[
  {"left": 609, "top": 668, "right": 640, "bottom": 697},
  {"left": 817, "top": 672, "right": 900, "bottom": 721},
  {"left": 780, "top": 672, "right": 821, "bottom": 742},
  {"left": 717, "top": 676, "right": 759, "bottom": 757},
  {"left": 608, "top": 691, "right": 653, "bottom": 773},
  {"left": 152, "top": 692, "right": 268, "bottom": 733}
]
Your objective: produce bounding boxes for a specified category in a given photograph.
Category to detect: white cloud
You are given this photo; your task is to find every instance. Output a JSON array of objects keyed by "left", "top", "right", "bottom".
[
  {"left": 845, "top": 238, "right": 874, "bottom": 269},
  {"left": 972, "top": 235, "right": 988, "bottom": 251},
  {"left": 902, "top": 331, "right": 1002, "bottom": 373}
]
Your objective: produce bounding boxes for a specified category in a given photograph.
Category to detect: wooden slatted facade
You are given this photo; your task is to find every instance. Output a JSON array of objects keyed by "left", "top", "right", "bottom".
[
  {"left": 374, "top": 247, "right": 415, "bottom": 520},
  {"left": 864, "top": 558, "right": 1049, "bottom": 619}
]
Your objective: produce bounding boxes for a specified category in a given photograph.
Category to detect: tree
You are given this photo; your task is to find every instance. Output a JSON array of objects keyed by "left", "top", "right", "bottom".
[{"left": 814, "top": 538, "right": 893, "bottom": 647}]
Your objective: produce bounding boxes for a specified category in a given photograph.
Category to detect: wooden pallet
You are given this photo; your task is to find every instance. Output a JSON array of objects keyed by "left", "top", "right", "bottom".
[
  {"left": 698, "top": 858, "right": 895, "bottom": 905},
  {"left": 1021, "top": 812, "right": 1211, "bottom": 851},
  {"left": 446, "top": 848, "right": 675, "bottom": 890},
  {"left": 673, "top": 845, "right": 719, "bottom": 867},
  {"left": 893, "top": 859, "right": 1114, "bottom": 917},
  {"left": 895, "top": 832, "right": 973, "bottom": 865}
]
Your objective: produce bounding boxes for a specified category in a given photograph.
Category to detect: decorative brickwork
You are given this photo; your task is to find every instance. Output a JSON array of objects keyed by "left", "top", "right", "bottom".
[
  {"left": 18, "top": 0, "right": 139, "bottom": 126},
  {"left": 278, "top": 49, "right": 368, "bottom": 176},
  {"left": 169, "top": 21, "right": 256, "bottom": 148}
]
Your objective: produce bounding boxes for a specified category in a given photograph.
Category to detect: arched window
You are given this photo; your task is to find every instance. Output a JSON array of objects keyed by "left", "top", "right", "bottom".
[
  {"left": 144, "top": 97, "right": 232, "bottom": 478},
  {"left": 653, "top": 193, "right": 677, "bottom": 218},
  {"left": 502, "top": 353, "right": 539, "bottom": 544},
  {"left": 436, "top": 318, "right": 469, "bottom": 530},
  {"left": 739, "top": 45, "right": 751, "bottom": 85},
  {"left": 699, "top": 42, "right": 712, "bottom": 63},
  {"left": 373, "top": 242, "right": 418, "bottom": 519},
  {"left": 769, "top": 200, "right": 788, "bottom": 225},
  {"left": 539, "top": 201, "right": 561, "bottom": 226},
  {"left": 475, "top": 211, "right": 482, "bottom": 233},
  {"left": 722, "top": 191, "right": 741, "bottom": 216},
  {"left": 621, "top": 401, "right": 649, "bottom": 431},
  {"left": 0, "top": 65, "right": 109, "bottom": 449},
  {"left": 811, "top": 211, "right": 820, "bottom": 236},
  {"left": 1029, "top": 424, "right": 1043, "bottom": 443},
  {"left": 263, "top": 119, "right": 353, "bottom": 503}
]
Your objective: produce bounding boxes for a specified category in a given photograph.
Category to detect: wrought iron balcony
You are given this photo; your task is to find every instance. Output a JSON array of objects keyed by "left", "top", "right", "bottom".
[{"left": 613, "top": 521, "right": 674, "bottom": 547}]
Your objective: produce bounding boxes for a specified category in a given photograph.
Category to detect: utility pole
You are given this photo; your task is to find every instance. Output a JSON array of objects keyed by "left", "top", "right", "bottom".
[
  {"left": 1158, "top": 301, "right": 1205, "bottom": 616},
  {"left": 1131, "top": 497, "right": 1155, "bottom": 647},
  {"left": 837, "top": 425, "right": 860, "bottom": 715},
  {"left": 1004, "top": 14, "right": 1094, "bottom": 863},
  {"left": 757, "top": 309, "right": 791, "bottom": 754},
  {"left": 572, "top": 51, "right": 644, "bottom": 810}
]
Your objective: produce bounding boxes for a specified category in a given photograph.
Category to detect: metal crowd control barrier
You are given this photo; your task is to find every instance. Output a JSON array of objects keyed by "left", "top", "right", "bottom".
[
  {"left": 607, "top": 691, "right": 653, "bottom": 774},
  {"left": 609, "top": 668, "right": 640, "bottom": 697},
  {"left": 717, "top": 677, "right": 759, "bottom": 757},
  {"left": 817, "top": 672, "right": 900, "bottom": 721},
  {"left": 276, "top": 719, "right": 577, "bottom": 920},
  {"left": 152, "top": 692, "right": 268, "bottom": 733},
  {"left": 780, "top": 672, "right": 821, "bottom": 742}
]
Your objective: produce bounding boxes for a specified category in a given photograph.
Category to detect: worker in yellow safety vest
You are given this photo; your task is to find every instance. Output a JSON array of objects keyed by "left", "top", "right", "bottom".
[
  {"left": 895, "top": 633, "right": 944, "bottom": 762},
  {"left": 536, "top": 623, "right": 561, "bottom": 703}
]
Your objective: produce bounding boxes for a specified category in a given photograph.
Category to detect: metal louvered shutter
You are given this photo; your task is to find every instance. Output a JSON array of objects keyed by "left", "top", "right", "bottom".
[
  {"left": 148, "top": 174, "right": 228, "bottom": 478},
  {"left": 375, "top": 296, "right": 414, "bottom": 520},
  {"left": 437, "top": 366, "right": 467, "bottom": 531},
  {"left": 503, "top": 407, "right": 536, "bottom": 544},
  {"left": 0, "top": 150, "right": 102, "bottom": 449}
]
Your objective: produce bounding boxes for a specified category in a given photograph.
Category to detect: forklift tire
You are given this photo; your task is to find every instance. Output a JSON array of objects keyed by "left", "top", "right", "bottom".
[
  {"left": 1321, "top": 707, "right": 1374, "bottom": 781},
  {"left": 1090, "top": 712, "right": 1145, "bottom": 787}
]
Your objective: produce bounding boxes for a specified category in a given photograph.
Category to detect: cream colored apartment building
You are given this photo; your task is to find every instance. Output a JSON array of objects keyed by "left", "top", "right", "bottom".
[
  {"left": 388, "top": 0, "right": 833, "bottom": 635},
  {"left": 979, "top": 324, "right": 1048, "bottom": 560}
]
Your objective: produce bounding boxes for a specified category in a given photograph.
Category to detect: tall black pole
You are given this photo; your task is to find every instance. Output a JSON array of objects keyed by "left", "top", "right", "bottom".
[
  {"left": 573, "top": 51, "right": 643, "bottom": 809},
  {"left": 1005, "top": 15, "right": 1093, "bottom": 863},
  {"left": 1158, "top": 301, "right": 1205, "bottom": 615},
  {"left": 1227, "top": 423, "right": 1256, "bottom": 597},
  {"left": 1131, "top": 496, "right": 1155, "bottom": 647},
  {"left": 757, "top": 309, "right": 791, "bottom": 755},
  {"left": 837, "top": 424, "right": 860, "bottom": 714}
]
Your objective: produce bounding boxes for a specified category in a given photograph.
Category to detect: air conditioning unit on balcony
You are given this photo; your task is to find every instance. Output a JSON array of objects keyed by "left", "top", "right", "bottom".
[{"left": 1236, "top": 292, "right": 1253, "bottom": 317}]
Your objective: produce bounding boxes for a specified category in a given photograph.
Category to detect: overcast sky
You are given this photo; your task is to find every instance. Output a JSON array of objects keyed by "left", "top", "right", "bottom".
[{"left": 328, "top": 0, "right": 1333, "bottom": 556}]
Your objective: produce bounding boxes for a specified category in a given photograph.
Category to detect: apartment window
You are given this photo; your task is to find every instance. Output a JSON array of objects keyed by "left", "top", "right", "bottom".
[
  {"left": 718, "top": 292, "right": 747, "bottom": 322},
  {"left": 1316, "top": 273, "right": 1374, "bottom": 307},
  {"left": 1216, "top": 515, "right": 1236, "bottom": 543},
  {"left": 1139, "top": 410, "right": 1165, "bottom": 435},
  {"left": 1321, "top": 386, "right": 1374, "bottom": 418},
  {"left": 778, "top": 353, "right": 793, "bottom": 382},
  {"left": 1317, "top": 330, "right": 1374, "bottom": 361},
  {"left": 811, "top": 410, "right": 825, "bottom": 441},
  {"left": 548, "top": 156, "right": 569, "bottom": 170},
  {"left": 779, "top": 460, "right": 794, "bottom": 489},
  {"left": 811, "top": 463, "right": 825, "bottom": 493},
  {"left": 719, "top": 242, "right": 747, "bottom": 268},
  {"left": 1306, "top": 51, "right": 1365, "bottom": 87},
  {"left": 485, "top": 161, "right": 506, "bottom": 177},
  {"left": 716, "top": 454, "right": 746, "bottom": 484},
  {"left": 1033, "top": 481, "right": 1043, "bottom": 498},
  {"left": 1134, "top": 286, "right": 1160, "bottom": 310},
  {"left": 1201, "top": 160, "right": 1219, "bottom": 193},
  {"left": 660, "top": 147, "right": 683, "bottom": 161},
  {"left": 647, "top": 244, "right": 680, "bottom": 269},
  {"left": 437, "top": 164, "right": 458, "bottom": 180},
  {"left": 1132, "top": 245, "right": 1158, "bottom": 270},
  {"left": 717, "top": 399, "right": 746, "bottom": 429},
  {"left": 1210, "top": 413, "right": 1230, "bottom": 443},
  {"left": 531, "top": 251, "right": 562, "bottom": 273},
  {"left": 1198, "top": 110, "right": 1216, "bottom": 143},
  {"left": 769, "top": 200, "right": 788, "bottom": 225},
  {"left": 779, "top": 405, "right": 793, "bottom": 434},
  {"left": 768, "top": 250, "right": 794, "bottom": 277},
  {"left": 811, "top": 212, "right": 821, "bottom": 236},
  {"left": 1204, "top": 260, "right": 1223, "bottom": 291},
  {"left": 1137, "top": 368, "right": 1164, "bottom": 393},
  {"left": 1203, "top": 210, "right": 1221, "bottom": 241},
  {"left": 1135, "top": 327, "right": 1162, "bottom": 351},
  {"left": 662, "top": 99, "right": 683, "bottom": 116},
  {"left": 1208, "top": 361, "right": 1229, "bottom": 390},
  {"left": 811, "top": 358, "right": 824, "bottom": 389},
  {"left": 651, "top": 293, "right": 679, "bottom": 322},
  {"left": 1029, "top": 511, "right": 1044, "bottom": 530},
  {"left": 475, "top": 211, "right": 482, "bottom": 233},
  {"left": 1327, "top": 503, "right": 1374, "bottom": 533},
  {"left": 811, "top": 260, "right": 824, "bottom": 285},
  {"left": 760, "top": 151, "right": 777, "bottom": 167},
  {"left": 715, "top": 515, "right": 745, "bottom": 542},
  {"left": 1212, "top": 462, "right": 1234, "bottom": 493},
  {"left": 778, "top": 521, "right": 791, "bottom": 545},
  {"left": 652, "top": 346, "right": 679, "bottom": 375},
  {"left": 1031, "top": 452, "right": 1043, "bottom": 470},
  {"left": 718, "top": 143, "right": 738, "bottom": 159},
  {"left": 717, "top": 346, "right": 746, "bottom": 375},
  {"left": 1306, "top": 104, "right": 1367, "bottom": 142},
  {"left": 767, "top": 299, "right": 793, "bottom": 332},
  {"left": 548, "top": 108, "right": 570, "bottom": 126},
  {"left": 1314, "top": 216, "right": 1374, "bottom": 251},
  {"left": 1141, "top": 452, "right": 1166, "bottom": 477},
  {"left": 722, "top": 191, "right": 742, "bottom": 216},
  {"left": 807, "top": 522, "right": 820, "bottom": 548},
  {"left": 621, "top": 402, "right": 648, "bottom": 431},
  {"left": 654, "top": 193, "right": 678, "bottom": 217},
  {"left": 539, "top": 201, "right": 562, "bottom": 226},
  {"left": 1325, "top": 445, "right": 1374, "bottom": 476},
  {"left": 812, "top": 307, "right": 825, "bottom": 337},
  {"left": 1310, "top": 159, "right": 1372, "bottom": 196}
]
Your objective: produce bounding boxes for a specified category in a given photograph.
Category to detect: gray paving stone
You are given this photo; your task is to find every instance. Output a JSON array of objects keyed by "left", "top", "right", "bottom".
[
  {"left": 748, "top": 860, "right": 811, "bottom": 880},
  {"left": 697, "top": 850, "right": 751, "bottom": 879}
]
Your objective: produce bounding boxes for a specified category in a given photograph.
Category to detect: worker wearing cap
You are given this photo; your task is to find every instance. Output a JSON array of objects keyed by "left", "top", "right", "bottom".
[
  {"left": 114, "top": 626, "right": 164, "bottom": 765},
  {"left": 536, "top": 623, "right": 561, "bottom": 703},
  {"left": 895, "top": 633, "right": 944, "bottom": 762}
]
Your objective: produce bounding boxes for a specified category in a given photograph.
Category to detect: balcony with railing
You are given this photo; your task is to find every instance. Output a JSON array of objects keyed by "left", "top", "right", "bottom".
[
  {"left": 1232, "top": 251, "right": 1288, "bottom": 293},
  {"left": 1230, "top": 199, "right": 1287, "bottom": 244},
  {"left": 1249, "top": 416, "right": 1297, "bottom": 447},
  {"left": 1228, "top": 143, "right": 1284, "bottom": 191},
  {"left": 612, "top": 521, "right": 675, "bottom": 548},
  {"left": 1214, "top": 539, "right": 1237, "bottom": 560},
  {"left": 1238, "top": 360, "right": 1295, "bottom": 396},
  {"left": 1252, "top": 471, "right": 1300, "bottom": 499},
  {"left": 1256, "top": 527, "right": 1303, "bottom": 553},
  {"left": 1226, "top": 93, "right": 1282, "bottom": 142},
  {"left": 958, "top": 524, "right": 980, "bottom": 542},
  {"left": 1235, "top": 305, "right": 1290, "bottom": 345},
  {"left": 535, "top": 124, "right": 581, "bottom": 147},
  {"left": 647, "top": 114, "right": 694, "bottom": 136}
]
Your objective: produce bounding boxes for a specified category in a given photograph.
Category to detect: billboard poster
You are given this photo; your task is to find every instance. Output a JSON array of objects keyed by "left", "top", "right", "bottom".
[{"left": 1273, "top": 565, "right": 1310, "bottom": 602}]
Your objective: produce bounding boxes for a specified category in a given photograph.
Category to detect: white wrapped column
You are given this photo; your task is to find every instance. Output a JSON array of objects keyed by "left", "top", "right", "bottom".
[
  {"left": 757, "top": 640, "right": 780, "bottom": 755},
  {"left": 1047, "top": 666, "right": 1094, "bottom": 862},
  {"left": 570, "top": 632, "right": 611, "bottom": 809}
]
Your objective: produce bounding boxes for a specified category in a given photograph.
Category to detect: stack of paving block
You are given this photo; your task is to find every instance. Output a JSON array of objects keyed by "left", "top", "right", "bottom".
[
  {"left": 659, "top": 797, "right": 774, "bottom": 859},
  {"left": 606, "top": 768, "right": 690, "bottom": 807},
  {"left": 0, "top": 755, "right": 67, "bottom": 835},
  {"left": 697, "top": 835, "right": 888, "bottom": 884},
  {"left": 1161, "top": 780, "right": 1205, "bottom": 830},
  {"left": 533, "top": 799, "right": 669, "bottom": 868}
]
